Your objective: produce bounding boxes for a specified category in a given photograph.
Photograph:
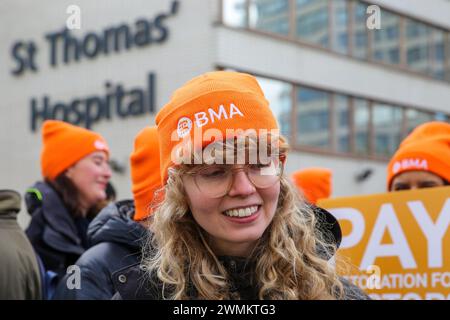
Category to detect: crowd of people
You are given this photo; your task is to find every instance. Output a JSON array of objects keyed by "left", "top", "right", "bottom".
[{"left": 1, "top": 71, "right": 449, "bottom": 300}]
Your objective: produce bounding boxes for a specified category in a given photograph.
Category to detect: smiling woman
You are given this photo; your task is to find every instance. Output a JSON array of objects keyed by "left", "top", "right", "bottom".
[
  {"left": 113, "top": 71, "right": 369, "bottom": 300},
  {"left": 25, "top": 120, "right": 112, "bottom": 287}
]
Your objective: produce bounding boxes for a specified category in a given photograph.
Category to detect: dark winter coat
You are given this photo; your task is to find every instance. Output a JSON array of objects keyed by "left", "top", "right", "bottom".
[
  {"left": 53, "top": 200, "right": 148, "bottom": 300},
  {"left": 112, "top": 257, "right": 370, "bottom": 300},
  {"left": 25, "top": 181, "right": 89, "bottom": 280}
]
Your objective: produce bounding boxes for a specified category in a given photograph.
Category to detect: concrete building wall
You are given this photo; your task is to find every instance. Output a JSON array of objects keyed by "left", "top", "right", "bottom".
[
  {"left": 0, "top": 0, "right": 218, "bottom": 227},
  {"left": 370, "top": 0, "right": 450, "bottom": 29},
  {"left": 215, "top": 26, "right": 450, "bottom": 113}
]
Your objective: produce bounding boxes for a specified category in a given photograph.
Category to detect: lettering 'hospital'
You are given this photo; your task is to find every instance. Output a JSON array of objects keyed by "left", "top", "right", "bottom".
[{"left": 30, "top": 73, "right": 156, "bottom": 131}]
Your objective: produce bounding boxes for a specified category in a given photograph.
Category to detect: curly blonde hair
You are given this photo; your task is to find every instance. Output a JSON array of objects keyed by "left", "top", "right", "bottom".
[{"left": 143, "top": 136, "right": 344, "bottom": 299}]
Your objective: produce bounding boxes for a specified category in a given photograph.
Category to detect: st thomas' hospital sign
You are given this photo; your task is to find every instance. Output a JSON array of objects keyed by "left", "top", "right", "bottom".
[{"left": 9, "top": 1, "right": 180, "bottom": 131}]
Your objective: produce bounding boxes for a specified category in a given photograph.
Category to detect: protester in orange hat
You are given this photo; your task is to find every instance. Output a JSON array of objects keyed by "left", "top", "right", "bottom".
[
  {"left": 25, "top": 120, "right": 111, "bottom": 292},
  {"left": 291, "top": 168, "right": 332, "bottom": 205},
  {"left": 130, "top": 126, "right": 163, "bottom": 221},
  {"left": 113, "top": 71, "right": 367, "bottom": 300},
  {"left": 53, "top": 126, "right": 162, "bottom": 300},
  {"left": 387, "top": 121, "right": 450, "bottom": 192}
]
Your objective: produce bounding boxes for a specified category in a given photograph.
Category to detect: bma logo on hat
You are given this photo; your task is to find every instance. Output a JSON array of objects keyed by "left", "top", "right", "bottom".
[
  {"left": 177, "top": 117, "right": 192, "bottom": 138},
  {"left": 393, "top": 158, "right": 428, "bottom": 174},
  {"left": 94, "top": 140, "right": 108, "bottom": 150},
  {"left": 176, "top": 103, "right": 245, "bottom": 138}
]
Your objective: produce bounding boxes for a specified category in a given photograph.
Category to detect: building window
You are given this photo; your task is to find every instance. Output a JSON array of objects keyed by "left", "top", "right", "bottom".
[
  {"left": 371, "top": 10, "right": 400, "bottom": 65},
  {"left": 435, "top": 112, "right": 450, "bottom": 123},
  {"left": 405, "top": 19, "right": 431, "bottom": 74},
  {"left": 430, "top": 28, "right": 446, "bottom": 80},
  {"left": 222, "top": 0, "right": 248, "bottom": 27},
  {"left": 447, "top": 34, "right": 450, "bottom": 81},
  {"left": 353, "top": 98, "right": 370, "bottom": 156},
  {"left": 372, "top": 103, "right": 403, "bottom": 157},
  {"left": 256, "top": 76, "right": 293, "bottom": 139},
  {"left": 406, "top": 109, "right": 434, "bottom": 134},
  {"left": 249, "top": 0, "right": 290, "bottom": 35},
  {"left": 296, "top": 0, "right": 329, "bottom": 48},
  {"left": 222, "top": 0, "right": 450, "bottom": 83},
  {"left": 217, "top": 68, "right": 450, "bottom": 160},
  {"left": 351, "top": 1, "right": 368, "bottom": 60},
  {"left": 296, "top": 86, "right": 330, "bottom": 149},
  {"left": 334, "top": 94, "right": 351, "bottom": 153},
  {"left": 331, "top": 0, "right": 349, "bottom": 54}
]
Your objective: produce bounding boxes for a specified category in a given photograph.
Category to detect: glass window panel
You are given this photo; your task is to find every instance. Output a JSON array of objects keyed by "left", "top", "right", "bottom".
[
  {"left": 373, "top": 103, "right": 403, "bottom": 157},
  {"left": 222, "top": 0, "right": 247, "bottom": 27},
  {"left": 435, "top": 112, "right": 450, "bottom": 123},
  {"left": 354, "top": 98, "right": 370, "bottom": 156},
  {"left": 429, "top": 29, "right": 446, "bottom": 80},
  {"left": 296, "top": 0, "right": 329, "bottom": 48},
  {"left": 257, "top": 77, "right": 293, "bottom": 139},
  {"left": 406, "top": 109, "right": 434, "bottom": 134},
  {"left": 447, "top": 34, "right": 450, "bottom": 82},
  {"left": 296, "top": 86, "right": 330, "bottom": 149},
  {"left": 372, "top": 10, "right": 400, "bottom": 65},
  {"left": 331, "top": 0, "right": 348, "bottom": 54},
  {"left": 249, "top": 0, "right": 289, "bottom": 35},
  {"left": 334, "top": 94, "right": 350, "bottom": 153},
  {"left": 405, "top": 19, "right": 431, "bottom": 74}
]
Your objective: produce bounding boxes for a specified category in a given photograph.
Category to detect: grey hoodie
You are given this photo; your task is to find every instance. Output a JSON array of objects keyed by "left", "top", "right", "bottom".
[{"left": 0, "top": 190, "right": 42, "bottom": 299}]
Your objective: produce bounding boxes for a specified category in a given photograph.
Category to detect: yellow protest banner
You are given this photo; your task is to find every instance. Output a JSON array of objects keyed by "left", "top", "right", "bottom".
[{"left": 318, "top": 186, "right": 450, "bottom": 300}]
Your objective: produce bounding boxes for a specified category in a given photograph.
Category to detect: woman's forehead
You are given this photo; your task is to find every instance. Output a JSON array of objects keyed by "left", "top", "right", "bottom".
[{"left": 196, "top": 139, "right": 280, "bottom": 162}]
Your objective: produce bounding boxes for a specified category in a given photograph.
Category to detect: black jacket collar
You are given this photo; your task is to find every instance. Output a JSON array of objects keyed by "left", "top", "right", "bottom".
[
  {"left": 112, "top": 255, "right": 258, "bottom": 300},
  {"left": 27, "top": 181, "right": 85, "bottom": 255},
  {"left": 87, "top": 200, "right": 147, "bottom": 249}
]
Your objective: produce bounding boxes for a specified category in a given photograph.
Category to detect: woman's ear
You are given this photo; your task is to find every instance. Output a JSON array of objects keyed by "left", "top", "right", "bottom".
[{"left": 65, "top": 166, "right": 74, "bottom": 179}]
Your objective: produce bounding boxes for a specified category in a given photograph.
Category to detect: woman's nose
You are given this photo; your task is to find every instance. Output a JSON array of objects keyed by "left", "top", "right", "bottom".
[
  {"left": 103, "top": 162, "right": 112, "bottom": 179},
  {"left": 227, "top": 170, "right": 256, "bottom": 197}
]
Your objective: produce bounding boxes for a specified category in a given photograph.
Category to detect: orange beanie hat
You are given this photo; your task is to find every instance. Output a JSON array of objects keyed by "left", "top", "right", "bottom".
[
  {"left": 130, "top": 126, "right": 163, "bottom": 221},
  {"left": 291, "top": 168, "right": 332, "bottom": 204},
  {"left": 40, "top": 120, "right": 109, "bottom": 180},
  {"left": 387, "top": 121, "right": 450, "bottom": 190},
  {"left": 156, "top": 71, "right": 279, "bottom": 182}
]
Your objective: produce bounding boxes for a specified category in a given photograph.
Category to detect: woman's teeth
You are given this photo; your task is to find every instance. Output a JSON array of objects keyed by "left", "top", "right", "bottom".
[{"left": 223, "top": 205, "right": 258, "bottom": 217}]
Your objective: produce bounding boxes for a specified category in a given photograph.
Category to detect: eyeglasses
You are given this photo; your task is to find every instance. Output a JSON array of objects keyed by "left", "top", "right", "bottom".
[{"left": 184, "top": 157, "right": 283, "bottom": 198}]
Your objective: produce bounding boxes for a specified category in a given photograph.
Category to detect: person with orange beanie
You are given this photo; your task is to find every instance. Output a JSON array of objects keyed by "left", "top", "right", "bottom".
[
  {"left": 387, "top": 121, "right": 450, "bottom": 191},
  {"left": 130, "top": 126, "right": 164, "bottom": 221},
  {"left": 25, "top": 120, "right": 111, "bottom": 293},
  {"left": 113, "top": 71, "right": 366, "bottom": 301},
  {"left": 291, "top": 168, "right": 333, "bottom": 204},
  {"left": 53, "top": 126, "right": 162, "bottom": 300}
]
